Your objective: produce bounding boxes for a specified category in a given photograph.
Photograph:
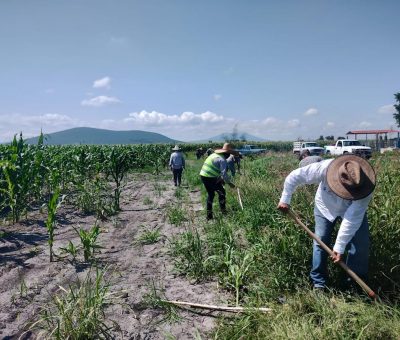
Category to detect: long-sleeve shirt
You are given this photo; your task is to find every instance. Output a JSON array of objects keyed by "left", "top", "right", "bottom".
[
  {"left": 226, "top": 154, "right": 235, "bottom": 164},
  {"left": 169, "top": 152, "right": 185, "bottom": 169},
  {"left": 212, "top": 154, "right": 231, "bottom": 183},
  {"left": 279, "top": 159, "right": 372, "bottom": 254}
]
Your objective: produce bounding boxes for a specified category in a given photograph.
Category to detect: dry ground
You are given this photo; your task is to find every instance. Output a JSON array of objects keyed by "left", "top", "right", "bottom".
[{"left": 0, "top": 172, "right": 227, "bottom": 339}]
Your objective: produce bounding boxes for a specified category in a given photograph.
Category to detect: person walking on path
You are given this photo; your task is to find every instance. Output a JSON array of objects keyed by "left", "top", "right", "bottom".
[
  {"left": 298, "top": 149, "right": 323, "bottom": 168},
  {"left": 169, "top": 145, "right": 185, "bottom": 187},
  {"left": 277, "top": 155, "right": 376, "bottom": 290},
  {"left": 200, "top": 143, "right": 236, "bottom": 220}
]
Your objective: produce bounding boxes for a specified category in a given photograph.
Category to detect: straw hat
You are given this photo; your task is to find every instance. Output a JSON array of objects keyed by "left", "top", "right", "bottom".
[
  {"left": 326, "top": 155, "right": 376, "bottom": 200},
  {"left": 172, "top": 145, "right": 182, "bottom": 151},
  {"left": 214, "top": 143, "right": 237, "bottom": 155}
]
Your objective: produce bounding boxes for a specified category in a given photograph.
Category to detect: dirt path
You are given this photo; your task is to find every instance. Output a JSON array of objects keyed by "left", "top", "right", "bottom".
[{"left": 0, "top": 172, "right": 226, "bottom": 339}]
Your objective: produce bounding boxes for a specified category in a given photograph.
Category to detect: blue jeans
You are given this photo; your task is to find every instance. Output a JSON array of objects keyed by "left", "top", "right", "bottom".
[{"left": 311, "top": 208, "right": 369, "bottom": 288}]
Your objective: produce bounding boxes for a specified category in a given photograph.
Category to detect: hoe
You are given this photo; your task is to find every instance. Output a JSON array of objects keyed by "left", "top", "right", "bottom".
[{"left": 288, "top": 209, "right": 378, "bottom": 300}]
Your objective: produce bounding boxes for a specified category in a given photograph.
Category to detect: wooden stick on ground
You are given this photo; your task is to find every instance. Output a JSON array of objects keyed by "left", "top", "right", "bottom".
[
  {"left": 237, "top": 187, "right": 244, "bottom": 210},
  {"left": 161, "top": 300, "right": 272, "bottom": 313}
]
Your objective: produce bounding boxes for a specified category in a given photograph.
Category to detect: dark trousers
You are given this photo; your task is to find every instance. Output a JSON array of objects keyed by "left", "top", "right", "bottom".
[
  {"left": 172, "top": 168, "right": 183, "bottom": 186},
  {"left": 200, "top": 176, "right": 226, "bottom": 219}
]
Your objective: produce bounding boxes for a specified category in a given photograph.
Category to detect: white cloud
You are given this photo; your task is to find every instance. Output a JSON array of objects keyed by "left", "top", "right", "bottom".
[
  {"left": 378, "top": 104, "right": 395, "bottom": 114},
  {"left": 214, "top": 94, "right": 222, "bottom": 101},
  {"left": 45, "top": 88, "right": 55, "bottom": 94},
  {"left": 124, "top": 110, "right": 226, "bottom": 126},
  {"left": 326, "top": 121, "right": 335, "bottom": 127},
  {"left": 262, "top": 117, "right": 279, "bottom": 126},
  {"left": 288, "top": 119, "right": 300, "bottom": 128},
  {"left": 0, "top": 113, "right": 77, "bottom": 127},
  {"left": 93, "top": 76, "right": 111, "bottom": 89},
  {"left": 0, "top": 113, "right": 82, "bottom": 142},
  {"left": 359, "top": 121, "right": 372, "bottom": 128},
  {"left": 304, "top": 108, "right": 319, "bottom": 116},
  {"left": 81, "top": 95, "right": 121, "bottom": 107}
]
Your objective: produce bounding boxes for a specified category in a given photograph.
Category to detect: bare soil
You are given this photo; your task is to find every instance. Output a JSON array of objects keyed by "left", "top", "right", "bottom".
[{"left": 0, "top": 172, "right": 227, "bottom": 339}]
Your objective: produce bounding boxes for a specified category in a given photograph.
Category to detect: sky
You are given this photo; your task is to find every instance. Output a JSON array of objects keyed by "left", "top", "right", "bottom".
[{"left": 0, "top": 0, "right": 399, "bottom": 142}]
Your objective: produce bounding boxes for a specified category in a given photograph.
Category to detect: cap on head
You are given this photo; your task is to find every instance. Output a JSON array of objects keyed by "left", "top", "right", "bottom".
[{"left": 326, "top": 155, "right": 376, "bottom": 200}]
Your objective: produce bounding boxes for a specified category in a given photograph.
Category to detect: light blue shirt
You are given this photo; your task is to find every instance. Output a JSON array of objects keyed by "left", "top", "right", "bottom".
[{"left": 169, "top": 152, "right": 185, "bottom": 169}]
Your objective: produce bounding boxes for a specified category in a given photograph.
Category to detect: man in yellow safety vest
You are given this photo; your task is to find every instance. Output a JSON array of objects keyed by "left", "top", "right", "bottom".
[{"left": 199, "top": 143, "right": 236, "bottom": 220}]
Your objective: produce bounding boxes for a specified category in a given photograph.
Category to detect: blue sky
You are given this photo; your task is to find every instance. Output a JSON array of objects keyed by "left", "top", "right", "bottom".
[{"left": 0, "top": 0, "right": 399, "bottom": 142}]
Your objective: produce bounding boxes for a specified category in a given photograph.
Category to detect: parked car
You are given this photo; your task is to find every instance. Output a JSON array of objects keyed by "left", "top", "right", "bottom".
[
  {"left": 293, "top": 141, "right": 325, "bottom": 156},
  {"left": 324, "top": 139, "right": 372, "bottom": 158},
  {"left": 236, "top": 144, "right": 267, "bottom": 155}
]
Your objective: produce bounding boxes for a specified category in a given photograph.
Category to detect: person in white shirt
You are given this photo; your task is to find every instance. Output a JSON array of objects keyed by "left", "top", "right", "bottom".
[
  {"left": 277, "top": 155, "right": 376, "bottom": 290},
  {"left": 226, "top": 153, "right": 236, "bottom": 177}
]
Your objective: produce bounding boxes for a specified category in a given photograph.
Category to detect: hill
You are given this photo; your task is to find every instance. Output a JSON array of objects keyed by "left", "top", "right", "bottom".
[
  {"left": 199, "top": 132, "right": 266, "bottom": 142},
  {"left": 26, "top": 127, "right": 178, "bottom": 145}
]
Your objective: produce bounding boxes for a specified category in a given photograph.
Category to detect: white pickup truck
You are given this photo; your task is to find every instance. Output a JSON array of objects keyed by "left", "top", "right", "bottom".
[
  {"left": 324, "top": 140, "right": 372, "bottom": 158},
  {"left": 293, "top": 141, "right": 325, "bottom": 156}
]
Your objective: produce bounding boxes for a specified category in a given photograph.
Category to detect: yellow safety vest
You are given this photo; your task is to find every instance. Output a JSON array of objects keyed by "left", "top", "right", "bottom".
[{"left": 199, "top": 153, "right": 222, "bottom": 178}]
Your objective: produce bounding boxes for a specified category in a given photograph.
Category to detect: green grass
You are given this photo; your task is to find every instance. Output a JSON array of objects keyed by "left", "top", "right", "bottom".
[
  {"left": 214, "top": 292, "right": 400, "bottom": 339},
  {"left": 30, "top": 267, "right": 120, "bottom": 339},
  {"left": 143, "top": 196, "right": 153, "bottom": 205},
  {"left": 167, "top": 206, "right": 187, "bottom": 226},
  {"left": 142, "top": 280, "right": 181, "bottom": 323},
  {"left": 136, "top": 226, "right": 161, "bottom": 245},
  {"left": 153, "top": 182, "right": 167, "bottom": 197},
  {"left": 169, "top": 226, "right": 211, "bottom": 281},
  {"left": 171, "top": 152, "right": 400, "bottom": 338}
]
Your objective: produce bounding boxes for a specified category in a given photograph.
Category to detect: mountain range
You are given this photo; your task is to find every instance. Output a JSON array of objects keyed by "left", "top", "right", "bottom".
[
  {"left": 23, "top": 128, "right": 265, "bottom": 145},
  {"left": 25, "top": 127, "right": 179, "bottom": 145}
]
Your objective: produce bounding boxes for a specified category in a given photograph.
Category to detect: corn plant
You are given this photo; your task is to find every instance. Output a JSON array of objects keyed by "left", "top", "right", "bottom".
[
  {"left": 59, "top": 241, "right": 78, "bottom": 262},
  {"left": 75, "top": 224, "right": 103, "bottom": 262},
  {"left": 104, "top": 147, "right": 130, "bottom": 211},
  {"left": 45, "top": 188, "right": 64, "bottom": 262},
  {"left": 0, "top": 161, "right": 17, "bottom": 222},
  {"left": 224, "top": 251, "right": 253, "bottom": 306}
]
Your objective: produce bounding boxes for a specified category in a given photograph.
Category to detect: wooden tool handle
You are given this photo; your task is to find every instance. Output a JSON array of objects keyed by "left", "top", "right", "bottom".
[{"left": 288, "top": 210, "right": 377, "bottom": 299}]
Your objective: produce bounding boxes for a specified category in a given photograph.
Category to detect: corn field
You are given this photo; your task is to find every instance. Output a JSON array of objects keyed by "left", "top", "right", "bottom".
[
  {"left": 1, "top": 136, "right": 400, "bottom": 339},
  {"left": 0, "top": 133, "right": 172, "bottom": 222}
]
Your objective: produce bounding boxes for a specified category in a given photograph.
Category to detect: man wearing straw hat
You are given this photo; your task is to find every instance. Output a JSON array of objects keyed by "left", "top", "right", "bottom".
[
  {"left": 169, "top": 145, "right": 185, "bottom": 187},
  {"left": 277, "top": 155, "right": 376, "bottom": 290},
  {"left": 200, "top": 143, "right": 236, "bottom": 220}
]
